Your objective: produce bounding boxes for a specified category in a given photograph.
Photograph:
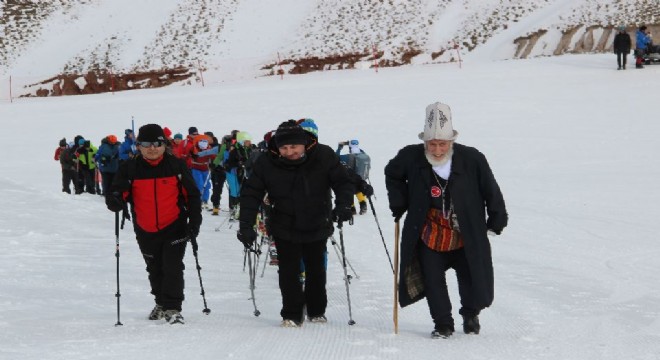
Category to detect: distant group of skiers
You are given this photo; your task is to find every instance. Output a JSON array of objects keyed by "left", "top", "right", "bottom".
[
  {"left": 613, "top": 25, "right": 658, "bottom": 70},
  {"left": 57, "top": 103, "right": 508, "bottom": 339}
]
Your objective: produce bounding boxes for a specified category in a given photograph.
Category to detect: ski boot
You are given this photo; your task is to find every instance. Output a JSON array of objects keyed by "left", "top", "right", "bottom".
[{"left": 359, "top": 201, "right": 367, "bottom": 215}]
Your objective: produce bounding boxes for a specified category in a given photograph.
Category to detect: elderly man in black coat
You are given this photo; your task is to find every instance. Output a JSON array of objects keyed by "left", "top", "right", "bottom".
[
  {"left": 385, "top": 102, "right": 507, "bottom": 339},
  {"left": 237, "top": 120, "right": 354, "bottom": 327}
]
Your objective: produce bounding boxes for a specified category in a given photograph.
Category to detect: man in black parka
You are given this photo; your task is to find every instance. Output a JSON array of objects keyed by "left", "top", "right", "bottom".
[
  {"left": 385, "top": 102, "right": 507, "bottom": 338},
  {"left": 613, "top": 25, "right": 632, "bottom": 70},
  {"left": 237, "top": 120, "right": 354, "bottom": 327}
]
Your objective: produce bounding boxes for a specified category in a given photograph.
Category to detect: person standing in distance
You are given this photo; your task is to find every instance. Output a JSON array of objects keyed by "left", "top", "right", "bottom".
[
  {"left": 237, "top": 120, "right": 354, "bottom": 327},
  {"left": 613, "top": 25, "right": 632, "bottom": 70},
  {"left": 106, "top": 124, "right": 202, "bottom": 325},
  {"left": 385, "top": 102, "right": 507, "bottom": 339}
]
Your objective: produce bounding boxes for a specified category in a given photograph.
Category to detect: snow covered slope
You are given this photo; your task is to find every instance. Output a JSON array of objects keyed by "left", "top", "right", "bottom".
[
  {"left": 1, "top": 53, "right": 659, "bottom": 360},
  {"left": 2, "top": 0, "right": 659, "bottom": 84}
]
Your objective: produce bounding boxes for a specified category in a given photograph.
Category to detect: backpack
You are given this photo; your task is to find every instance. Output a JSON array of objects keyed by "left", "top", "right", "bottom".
[{"left": 346, "top": 152, "right": 370, "bottom": 180}]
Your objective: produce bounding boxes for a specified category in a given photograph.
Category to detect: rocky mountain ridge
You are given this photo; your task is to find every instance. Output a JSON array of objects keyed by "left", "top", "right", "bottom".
[{"left": 1, "top": 0, "right": 658, "bottom": 96}]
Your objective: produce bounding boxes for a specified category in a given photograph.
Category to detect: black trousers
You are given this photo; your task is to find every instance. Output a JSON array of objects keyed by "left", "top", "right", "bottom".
[
  {"left": 274, "top": 238, "right": 327, "bottom": 322},
  {"left": 81, "top": 167, "right": 95, "bottom": 194},
  {"left": 101, "top": 172, "right": 115, "bottom": 196},
  {"left": 419, "top": 244, "right": 479, "bottom": 329},
  {"left": 136, "top": 232, "right": 187, "bottom": 311},
  {"left": 616, "top": 51, "right": 628, "bottom": 68},
  {"left": 210, "top": 167, "right": 226, "bottom": 208},
  {"left": 61, "top": 169, "right": 76, "bottom": 193}
]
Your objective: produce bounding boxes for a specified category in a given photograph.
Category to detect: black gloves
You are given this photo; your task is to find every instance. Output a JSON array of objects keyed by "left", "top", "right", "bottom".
[
  {"left": 391, "top": 206, "right": 406, "bottom": 222},
  {"left": 359, "top": 182, "right": 374, "bottom": 197},
  {"left": 106, "top": 193, "right": 124, "bottom": 212},
  {"left": 486, "top": 218, "right": 503, "bottom": 235},
  {"left": 332, "top": 205, "right": 353, "bottom": 223},
  {"left": 237, "top": 226, "right": 257, "bottom": 248},
  {"left": 188, "top": 224, "right": 200, "bottom": 239}
]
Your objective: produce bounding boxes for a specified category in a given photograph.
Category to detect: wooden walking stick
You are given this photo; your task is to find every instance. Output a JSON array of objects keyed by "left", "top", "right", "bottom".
[{"left": 393, "top": 221, "right": 400, "bottom": 334}]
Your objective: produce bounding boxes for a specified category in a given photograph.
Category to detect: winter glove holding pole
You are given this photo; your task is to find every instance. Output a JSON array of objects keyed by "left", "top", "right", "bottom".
[
  {"left": 390, "top": 206, "right": 406, "bottom": 222},
  {"left": 237, "top": 224, "right": 257, "bottom": 249},
  {"left": 187, "top": 224, "right": 200, "bottom": 252},
  {"left": 332, "top": 205, "right": 354, "bottom": 224},
  {"left": 359, "top": 182, "right": 374, "bottom": 197},
  {"left": 106, "top": 192, "right": 125, "bottom": 213}
]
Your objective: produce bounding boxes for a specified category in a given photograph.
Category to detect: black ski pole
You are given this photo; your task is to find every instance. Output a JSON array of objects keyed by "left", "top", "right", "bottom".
[
  {"left": 260, "top": 236, "right": 270, "bottom": 277},
  {"left": 190, "top": 236, "right": 211, "bottom": 314},
  {"left": 114, "top": 211, "right": 123, "bottom": 326},
  {"left": 367, "top": 178, "right": 377, "bottom": 201},
  {"left": 242, "top": 247, "right": 248, "bottom": 272},
  {"left": 330, "top": 236, "right": 359, "bottom": 279},
  {"left": 337, "top": 222, "right": 356, "bottom": 326},
  {"left": 246, "top": 243, "right": 261, "bottom": 317},
  {"left": 367, "top": 196, "right": 394, "bottom": 274}
]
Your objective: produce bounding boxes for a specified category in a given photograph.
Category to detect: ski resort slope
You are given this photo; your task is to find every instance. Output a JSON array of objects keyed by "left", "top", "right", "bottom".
[{"left": 1, "top": 54, "right": 659, "bottom": 360}]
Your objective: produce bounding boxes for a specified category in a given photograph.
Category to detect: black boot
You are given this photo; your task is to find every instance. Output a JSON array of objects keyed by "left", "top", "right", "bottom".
[
  {"left": 431, "top": 324, "right": 454, "bottom": 339},
  {"left": 463, "top": 315, "right": 480, "bottom": 334},
  {"left": 359, "top": 201, "right": 367, "bottom": 215}
]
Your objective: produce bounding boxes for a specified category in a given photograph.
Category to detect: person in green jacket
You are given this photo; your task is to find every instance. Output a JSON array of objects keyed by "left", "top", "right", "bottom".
[{"left": 76, "top": 139, "right": 98, "bottom": 194}]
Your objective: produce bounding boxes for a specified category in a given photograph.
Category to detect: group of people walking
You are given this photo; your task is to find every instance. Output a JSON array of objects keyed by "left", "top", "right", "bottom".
[{"left": 60, "top": 101, "right": 508, "bottom": 338}]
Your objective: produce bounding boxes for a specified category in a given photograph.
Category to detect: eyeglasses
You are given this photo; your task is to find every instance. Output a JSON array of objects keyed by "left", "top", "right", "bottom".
[{"left": 138, "top": 141, "right": 164, "bottom": 148}]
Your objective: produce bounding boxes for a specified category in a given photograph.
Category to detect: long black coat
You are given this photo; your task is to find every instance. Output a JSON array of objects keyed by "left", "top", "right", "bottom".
[
  {"left": 613, "top": 32, "right": 632, "bottom": 53},
  {"left": 385, "top": 143, "right": 507, "bottom": 308},
  {"left": 239, "top": 142, "right": 354, "bottom": 242}
]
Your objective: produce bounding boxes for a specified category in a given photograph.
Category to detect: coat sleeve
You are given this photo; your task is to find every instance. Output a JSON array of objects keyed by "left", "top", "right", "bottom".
[
  {"left": 327, "top": 152, "right": 354, "bottom": 209},
  {"left": 178, "top": 161, "right": 202, "bottom": 230},
  {"left": 109, "top": 161, "right": 132, "bottom": 200},
  {"left": 476, "top": 151, "right": 508, "bottom": 233},
  {"left": 384, "top": 148, "right": 409, "bottom": 213}
]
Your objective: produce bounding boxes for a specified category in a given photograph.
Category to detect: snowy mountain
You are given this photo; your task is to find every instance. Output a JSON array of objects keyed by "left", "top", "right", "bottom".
[{"left": 1, "top": 0, "right": 659, "bottom": 97}]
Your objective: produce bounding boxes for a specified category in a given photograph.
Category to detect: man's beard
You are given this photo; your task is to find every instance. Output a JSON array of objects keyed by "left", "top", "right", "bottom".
[{"left": 425, "top": 146, "right": 453, "bottom": 167}]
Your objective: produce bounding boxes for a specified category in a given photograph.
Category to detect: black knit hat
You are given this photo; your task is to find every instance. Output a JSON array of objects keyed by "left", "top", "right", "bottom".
[
  {"left": 274, "top": 120, "right": 309, "bottom": 148},
  {"left": 137, "top": 124, "right": 166, "bottom": 142},
  {"left": 188, "top": 126, "right": 199, "bottom": 135}
]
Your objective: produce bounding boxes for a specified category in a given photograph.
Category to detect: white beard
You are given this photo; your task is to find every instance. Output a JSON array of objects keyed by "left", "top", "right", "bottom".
[{"left": 425, "top": 146, "right": 453, "bottom": 167}]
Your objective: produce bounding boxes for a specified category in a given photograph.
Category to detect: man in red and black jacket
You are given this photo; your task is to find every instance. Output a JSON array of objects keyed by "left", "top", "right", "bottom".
[{"left": 106, "top": 124, "right": 202, "bottom": 325}]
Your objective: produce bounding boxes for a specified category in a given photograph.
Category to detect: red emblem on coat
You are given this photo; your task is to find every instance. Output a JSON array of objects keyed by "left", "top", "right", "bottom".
[{"left": 431, "top": 186, "right": 441, "bottom": 197}]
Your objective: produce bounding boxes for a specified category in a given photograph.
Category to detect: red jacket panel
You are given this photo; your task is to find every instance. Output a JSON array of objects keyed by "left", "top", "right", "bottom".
[{"left": 131, "top": 176, "right": 182, "bottom": 232}]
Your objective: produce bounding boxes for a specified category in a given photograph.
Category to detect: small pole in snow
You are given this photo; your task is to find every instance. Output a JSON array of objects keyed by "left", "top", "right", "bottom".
[
  {"left": 9, "top": 75, "right": 13, "bottom": 103},
  {"left": 452, "top": 40, "right": 463, "bottom": 69},
  {"left": 277, "top": 52, "right": 284, "bottom": 80},
  {"left": 372, "top": 44, "right": 379, "bottom": 73},
  {"left": 197, "top": 59, "right": 205, "bottom": 87},
  {"left": 109, "top": 68, "right": 115, "bottom": 95}
]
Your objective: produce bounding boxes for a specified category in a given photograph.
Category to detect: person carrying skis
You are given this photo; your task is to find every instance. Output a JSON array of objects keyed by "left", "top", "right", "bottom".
[
  {"left": 237, "top": 120, "right": 354, "bottom": 327},
  {"left": 336, "top": 139, "right": 371, "bottom": 215},
  {"left": 105, "top": 124, "right": 202, "bottom": 325},
  {"left": 385, "top": 102, "right": 507, "bottom": 339}
]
